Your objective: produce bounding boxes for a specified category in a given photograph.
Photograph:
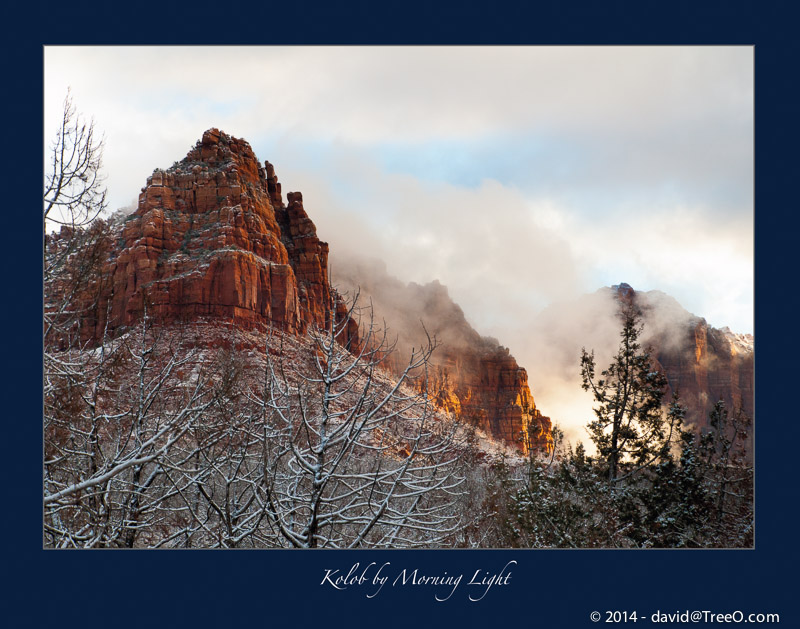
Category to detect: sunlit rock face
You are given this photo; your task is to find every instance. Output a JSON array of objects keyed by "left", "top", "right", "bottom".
[
  {"left": 71, "top": 129, "right": 550, "bottom": 453},
  {"left": 333, "top": 261, "right": 554, "bottom": 454},
  {"left": 90, "top": 129, "right": 334, "bottom": 338}
]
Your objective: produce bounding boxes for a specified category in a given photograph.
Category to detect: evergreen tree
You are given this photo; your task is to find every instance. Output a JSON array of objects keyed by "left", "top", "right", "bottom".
[
  {"left": 697, "top": 400, "right": 754, "bottom": 546},
  {"left": 580, "top": 304, "right": 679, "bottom": 484},
  {"left": 639, "top": 399, "right": 711, "bottom": 547}
]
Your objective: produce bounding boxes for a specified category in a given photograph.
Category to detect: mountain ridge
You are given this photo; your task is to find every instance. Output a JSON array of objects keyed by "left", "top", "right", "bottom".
[{"left": 56, "top": 128, "right": 551, "bottom": 453}]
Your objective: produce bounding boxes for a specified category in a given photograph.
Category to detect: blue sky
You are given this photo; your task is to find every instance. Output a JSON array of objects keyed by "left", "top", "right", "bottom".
[{"left": 44, "top": 47, "right": 753, "bottom": 437}]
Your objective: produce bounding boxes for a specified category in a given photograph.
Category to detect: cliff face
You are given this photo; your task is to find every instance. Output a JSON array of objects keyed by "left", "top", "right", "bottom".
[
  {"left": 69, "top": 129, "right": 548, "bottom": 453},
  {"left": 651, "top": 323, "right": 754, "bottom": 429},
  {"left": 90, "top": 128, "right": 333, "bottom": 340},
  {"left": 612, "top": 284, "right": 754, "bottom": 431},
  {"left": 333, "top": 258, "right": 553, "bottom": 453}
]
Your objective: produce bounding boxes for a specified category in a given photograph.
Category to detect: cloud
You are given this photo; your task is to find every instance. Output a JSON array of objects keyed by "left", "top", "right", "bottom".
[
  {"left": 568, "top": 206, "right": 753, "bottom": 333},
  {"left": 45, "top": 46, "right": 752, "bottom": 214},
  {"left": 272, "top": 141, "right": 586, "bottom": 329}
]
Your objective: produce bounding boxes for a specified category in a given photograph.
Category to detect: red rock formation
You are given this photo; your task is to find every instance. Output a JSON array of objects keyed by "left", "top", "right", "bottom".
[
  {"left": 428, "top": 344, "right": 553, "bottom": 452},
  {"left": 612, "top": 284, "right": 754, "bottom": 432},
  {"left": 333, "top": 259, "right": 553, "bottom": 453},
  {"left": 650, "top": 321, "right": 754, "bottom": 429},
  {"left": 86, "top": 129, "right": 333, "bottom": 340}
]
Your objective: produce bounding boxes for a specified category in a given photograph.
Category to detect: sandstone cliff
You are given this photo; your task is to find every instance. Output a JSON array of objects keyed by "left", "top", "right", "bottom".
[
  {"left": 612, "top": 284, "right": 754, "bottom": 431},
  {"left": 91, "top": 128, "right": 333, "bottom": 339},
  {"left": 332, "top": 257, "right": 553, "bottom": 452}
]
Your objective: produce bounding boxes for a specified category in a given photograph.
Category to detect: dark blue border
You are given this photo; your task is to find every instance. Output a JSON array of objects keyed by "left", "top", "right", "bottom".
[{"left": 8, "top": 1, "right": 799, "bottom": 627}]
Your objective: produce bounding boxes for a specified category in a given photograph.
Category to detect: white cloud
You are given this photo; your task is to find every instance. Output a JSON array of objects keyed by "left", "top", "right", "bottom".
[{"left": 45, "top": 46, "right": 753, "bottom": 214}]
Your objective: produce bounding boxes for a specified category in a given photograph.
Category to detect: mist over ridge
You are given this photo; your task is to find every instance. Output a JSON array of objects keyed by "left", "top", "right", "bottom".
[{"left": 332, "top": 250, "right": 754, "bottom": 451}]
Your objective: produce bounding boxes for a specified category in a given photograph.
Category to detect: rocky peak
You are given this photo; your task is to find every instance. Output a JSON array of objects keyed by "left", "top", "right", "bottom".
[
  {"left": 264, "top": 160, "right": 283, "bottom": 209},
  {"left": 81, "top": 129, "right": 334, "bottom": 340},
  {"left": 612, "top": 282, "right": 635, "bottom": 299},
  {"left": 719, "top": 326, "right": 755, "bottom": 355}
]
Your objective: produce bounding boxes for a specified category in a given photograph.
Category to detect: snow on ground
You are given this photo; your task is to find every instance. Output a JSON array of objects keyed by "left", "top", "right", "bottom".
[{"left": 50, "top": 318, "right": 524, "bottom": 465}]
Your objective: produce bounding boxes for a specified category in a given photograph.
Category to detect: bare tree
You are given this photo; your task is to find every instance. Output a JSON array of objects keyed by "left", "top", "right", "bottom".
[
  {"left": 43, "top": 92, "right": 130, "bottom": 548},
  {"left": 157, "top": 335, "right": 282, "bottom": 549},
  {"left": 44, "top": 89, "right": 107, "bottom": 234},
  {"left": 253, "top": 292, "right": 467, "bottom": 548},
  {"left": 45, "top": 292, "right": 468, "bottom": 549},
  {"left": 43, "top": 89, "right": 109, "bottom": 344},
  {"left": 44, "top": 311, "right": 215, "bottom": 548}
]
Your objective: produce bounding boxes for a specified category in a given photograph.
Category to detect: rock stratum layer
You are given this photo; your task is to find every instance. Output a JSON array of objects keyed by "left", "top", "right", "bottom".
[{"left": 67, "top": 129, "right": 550, "bottom": 453}]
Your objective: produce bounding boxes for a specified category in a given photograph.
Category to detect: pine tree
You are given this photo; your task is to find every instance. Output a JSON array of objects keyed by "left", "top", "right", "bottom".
[
  {"left": 580, "top": 304, "right": 679, "bottom": 484},
  {"left": 697, "top": 400, "right": 754, "bottom": 546},
  {"left": 639, "top": 399, "right": 712, "bottom": 547}
]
